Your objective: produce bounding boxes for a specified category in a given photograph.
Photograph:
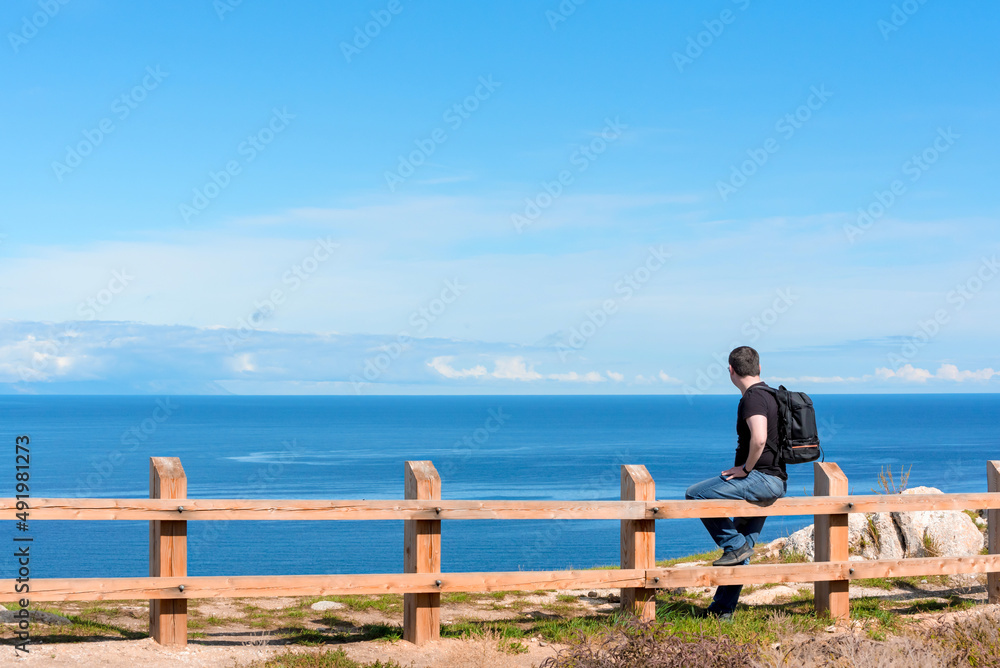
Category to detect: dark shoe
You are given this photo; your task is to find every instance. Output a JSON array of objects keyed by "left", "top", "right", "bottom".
[
  {"left": 712, "top": 543, "right": 754, "bottom": 566},
  {"left": 693, "top": 606, "right": 712, "bottom": 619},
  {"left": 695, "top": 607, "right": 734, "bottom": 622}
]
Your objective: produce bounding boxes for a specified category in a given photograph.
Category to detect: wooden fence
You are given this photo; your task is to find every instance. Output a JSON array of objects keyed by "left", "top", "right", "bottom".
[{"left": 2, "top": 458, "right": 999, "bottom": 647}]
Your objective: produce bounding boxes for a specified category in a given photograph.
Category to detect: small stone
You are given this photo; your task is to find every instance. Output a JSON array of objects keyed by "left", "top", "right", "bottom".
[
  {"left": 824, "top": 625, "right": 837, "bottom": 633},
  {"left": 771, "top": 642, "right": 781, "bottom": 650},
  {"left": 703, "top": 588, "right": 712, "bottom": 593},
  {"left": 607, "top": 594, "right": 621, "bottom": 603},
  {"left": 921, "top": 579, "right": 928, "bottom": 584},
  {"left": 539, "top": 641, "right": 548, "bottom": 647},
  {"left": 587, "top": 591, "right": 599, "bottom": 598},
  {"left": 310, "top": 600, "right": 345, "bottom": 611}
]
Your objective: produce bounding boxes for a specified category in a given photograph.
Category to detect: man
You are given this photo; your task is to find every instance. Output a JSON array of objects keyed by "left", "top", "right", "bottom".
[{"left": 685, "top": 345, "right": 787, "bottom": 618}]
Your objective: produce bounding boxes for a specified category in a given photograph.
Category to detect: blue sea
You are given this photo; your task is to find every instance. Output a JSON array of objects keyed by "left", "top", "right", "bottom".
[{"left": 2, "top": 395, "right": 998, "bottom": 579}]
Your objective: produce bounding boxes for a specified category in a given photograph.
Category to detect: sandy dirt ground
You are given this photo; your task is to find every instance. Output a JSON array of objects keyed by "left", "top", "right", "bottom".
[{"left": 4, "top": 636, "right": 560, "bottom": 668}]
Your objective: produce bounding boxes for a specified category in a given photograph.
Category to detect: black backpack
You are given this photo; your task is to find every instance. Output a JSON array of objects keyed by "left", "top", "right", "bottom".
[{"left": 749, "top": 385, "right": 823, "bottom": 465}]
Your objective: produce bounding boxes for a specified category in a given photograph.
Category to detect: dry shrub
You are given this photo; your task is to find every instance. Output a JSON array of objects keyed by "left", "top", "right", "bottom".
[
  {"left": 539, "top": 621, "right": 757, "bottom": 668},
  {"left": 754, "top": 632, "right": 965, "bottom": 668},
  {"left": 931, "top": 608, "right": 1000, "bottom": 667}
]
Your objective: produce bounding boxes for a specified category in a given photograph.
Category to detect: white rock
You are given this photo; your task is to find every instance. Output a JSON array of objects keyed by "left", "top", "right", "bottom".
[
  {"left": 847, "top": 512, "right": 869, "bottom": 550},
  {"left": 892, "top": 487, "right": 984, "bottom": 557},
  {"left": 782, "top": 487, "right": 983, "bottom": 563},
  {"left": 856, "top": 512, "right": 905, "bottom": 560},
  {"left": 310, "top": 600, "right": 345, "bottom": 611},
  {"left": 782, "top": 524, "right": 814, "bottom": 561}
]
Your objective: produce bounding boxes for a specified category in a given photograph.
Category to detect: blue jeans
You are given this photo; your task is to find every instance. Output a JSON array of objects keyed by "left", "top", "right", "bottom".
[{"left": 685, "top": 470, "right": 787, "bottom": 614}]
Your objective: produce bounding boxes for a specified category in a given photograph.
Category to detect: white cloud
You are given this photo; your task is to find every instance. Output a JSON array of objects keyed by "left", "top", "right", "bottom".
[
  {"left": 231, "top": 353, "right": 256, "bottom": 373},
  {"left": 875, "top": 364, "right": 997, "bottom": 383},
  {"left": 607, "top": 370, "right": 625, "bottom": 382},
  {"left": 547, "top": 371, "right": 606, "bottom": 383},
  {"left": 935, "top": 364, "right": 998, "bottom": 381},
  {"left": 427, "top": 356, "right": 488, "bottom": 379},
  {"left": 491, "top": 356, "right": 543, "bottom": 381},
  {"left": 658, "top": 370, "right": 683, "bottom": 384},
  {"left": 769, "top": 375, "right": 865, "bottom": 384}
]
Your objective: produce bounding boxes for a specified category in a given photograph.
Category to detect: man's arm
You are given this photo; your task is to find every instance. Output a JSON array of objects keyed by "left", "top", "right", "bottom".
[{"left": 721, "top": 414, "right": 768, "bottom": 480}]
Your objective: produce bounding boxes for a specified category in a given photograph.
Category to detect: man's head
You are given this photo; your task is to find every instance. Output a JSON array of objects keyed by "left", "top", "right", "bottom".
[{"left": 728, "top": 346, "right": 761, "bottom": 380}]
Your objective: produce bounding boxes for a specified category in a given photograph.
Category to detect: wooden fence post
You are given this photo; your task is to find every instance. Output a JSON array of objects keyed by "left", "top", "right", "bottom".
[
  {"left": 989, "top": 461, "right": 1000, "bottom": 604},
  {"left": 620, "top": 465, "right": 656, "bottom": 621},
  {"left": 149, "top": 457, "right": 187, "bottom": 646},
  {"left": 403, "top": 461, "right": 441, "bottom": 645},
  {"left": 814, "top": 462, "right": 849, "bottom": 622}
]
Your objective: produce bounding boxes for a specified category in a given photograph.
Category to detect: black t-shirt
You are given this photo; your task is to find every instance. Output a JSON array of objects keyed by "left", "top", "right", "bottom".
[{"left": 735, "top": 382, "right": 786, "bottom": 480}]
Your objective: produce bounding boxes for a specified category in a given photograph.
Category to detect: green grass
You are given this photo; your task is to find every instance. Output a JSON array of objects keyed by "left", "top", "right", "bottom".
[
  {"left": 852, "top": 577, "right": 898, "bottom": 590},
  {"left": 300, "top": 595, "right": 403, "bottom": 614},
  {"left": 854, "top": 574, "right": 948, "bottom": 589},
  {"left": 249, "top": 648, "right": 403, "bottom": 667},
  {"left": 850, "top": 597, "right": 903, "bottom": 640},
  {"left": 6, "top": 610, "right": 150, "bottom": 644},
  {"left": 498, "top": 637, "right": 529, "bottom": 654},
  {"left": 282, "top": 628, "right": 330, "bottom": 646},
  {"left": 903, "top": 597, "right": 975, "bottom": 614},
  {"left": 440, "top": 612, "right": 623, "bottom": 644},
  {"left": 653, "top": 597, "right": 827, "bottom": 645}
]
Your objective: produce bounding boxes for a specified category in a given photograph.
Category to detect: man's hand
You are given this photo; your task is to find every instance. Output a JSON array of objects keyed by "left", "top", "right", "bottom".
[{"left": 721, "top": 465, "right": 748, "bottom": 481}]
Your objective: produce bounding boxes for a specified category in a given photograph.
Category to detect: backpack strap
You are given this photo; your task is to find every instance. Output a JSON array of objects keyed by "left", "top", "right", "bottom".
[{"left": 745, "top": 384, "right": 789, "bottom": 459}]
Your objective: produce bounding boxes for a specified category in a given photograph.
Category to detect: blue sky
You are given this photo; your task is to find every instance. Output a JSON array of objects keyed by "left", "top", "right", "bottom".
[{"left": 1, "top": 0, "right": 998, "bottom": 394}]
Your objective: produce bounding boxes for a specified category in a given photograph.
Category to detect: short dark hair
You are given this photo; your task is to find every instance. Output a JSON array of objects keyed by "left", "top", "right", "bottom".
[{"left": 729, "top": 346, "right": 760, "bottom": 377}]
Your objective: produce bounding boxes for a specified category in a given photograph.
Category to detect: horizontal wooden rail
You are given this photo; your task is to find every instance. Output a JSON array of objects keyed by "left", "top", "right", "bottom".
[
  {"left": 0, "top": 569, "right": 646, "bottom": 602},
  {"left": 3, "top": 493, "right": 1000, "bottom": 521},
  {"left": 647, "top": 554, "right": 1000, "bottom": 588},
  {"left": 4, "top": 554, "right": 999, "bottom": 603}
]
